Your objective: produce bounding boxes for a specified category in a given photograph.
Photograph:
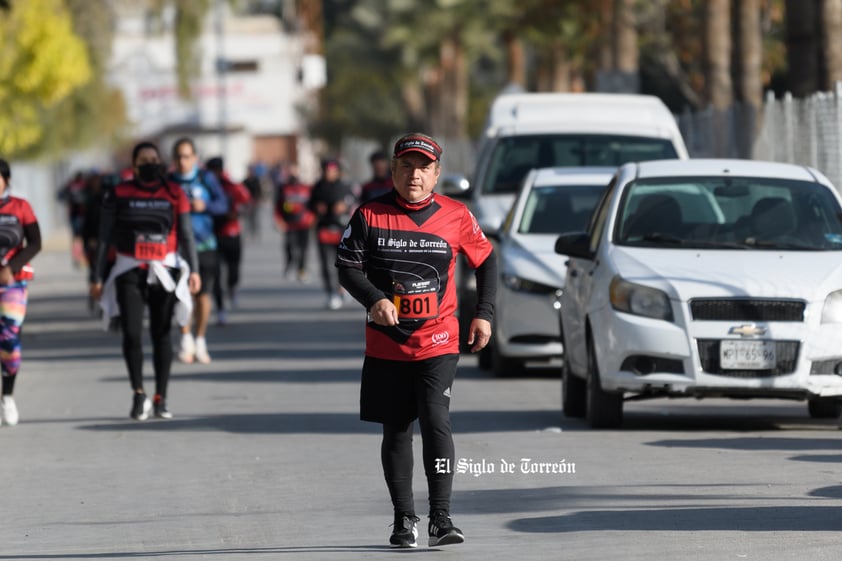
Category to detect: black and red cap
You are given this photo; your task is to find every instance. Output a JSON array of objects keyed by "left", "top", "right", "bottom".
[{"left": 393, "top": 133, "right": 442, "bottom": 162}]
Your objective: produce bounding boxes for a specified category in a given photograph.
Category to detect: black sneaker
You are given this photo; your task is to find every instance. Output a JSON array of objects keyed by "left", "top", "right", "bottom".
[
  {"left": 389, "top": 513, "right": 419, "bottom": 548},
  {"left": 428, "top": 510, "right": 464, "bottom": 547},
  {"left": 130, "top": 393, "right": 151, "bottom": 421},
  {"left": 153, "top": 396, "right": 173, "bottom": 419}
]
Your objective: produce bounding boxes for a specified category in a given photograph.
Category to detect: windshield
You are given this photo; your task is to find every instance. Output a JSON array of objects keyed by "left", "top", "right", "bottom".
[
  {"left": 614, "top": 177, "right": 842, "bottom": 251},
  {"left": 482, "top": 134, "right": 678, "bottom": 195},
  {"left": 518, "top": 184, "right": 604, "bottom": 234}
]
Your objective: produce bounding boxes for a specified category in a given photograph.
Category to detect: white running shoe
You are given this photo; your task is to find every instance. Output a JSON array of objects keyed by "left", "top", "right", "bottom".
[
  {"left": 178, "top": 333, "right": 195, "bottom": 363},
  {"left": 195, "top": 337, "right": 212, "bottom": 364},
  {"left": 1, "top": 396, "right": 18, "bottom": 426},
  {"left": 327, "top": 293, "right": 343, "bottom": 310}
]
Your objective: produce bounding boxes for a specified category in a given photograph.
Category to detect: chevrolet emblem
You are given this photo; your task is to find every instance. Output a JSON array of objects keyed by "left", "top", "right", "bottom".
[{"left": 728, "top": 324, "right": 767, "bottom": 337}]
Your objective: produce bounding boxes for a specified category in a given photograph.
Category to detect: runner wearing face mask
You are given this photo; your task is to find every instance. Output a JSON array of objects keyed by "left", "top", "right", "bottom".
[{"left": 90, "top": 141, "right": 200, "bottom": 420}]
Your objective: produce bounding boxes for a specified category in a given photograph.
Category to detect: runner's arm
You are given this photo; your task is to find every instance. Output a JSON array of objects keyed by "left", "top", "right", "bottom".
[
  {"left": 473, "top": 249, "right": 497, "bottom": 322},
  {"left": 7, "top": 222, "right": 41, "bottom": 273},
  {"left": 338, "top": 266, "right": 387, "bottom": 310},
  {"left": 177, "top": 211, "right": 199, "bottom": 272},
  {"left": 91, "top": 195, "right": 116, "bottom": 284}
]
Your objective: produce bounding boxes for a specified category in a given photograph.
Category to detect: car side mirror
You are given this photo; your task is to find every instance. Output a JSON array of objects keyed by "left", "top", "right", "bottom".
[
  {"left": 555, "top": 232, "right": 594, "bottom": 260},
  {"left": 439, "top": 174, "right": 471, "bottom": 198}
]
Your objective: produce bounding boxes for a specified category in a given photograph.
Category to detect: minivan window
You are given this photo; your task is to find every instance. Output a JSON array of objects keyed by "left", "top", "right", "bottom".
[{"left": 481, "top": 134, "right": 678, "bottom": 195}]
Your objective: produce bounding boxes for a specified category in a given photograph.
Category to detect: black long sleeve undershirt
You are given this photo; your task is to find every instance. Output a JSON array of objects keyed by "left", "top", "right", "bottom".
[
  {"left": 337, "top": 248, "right": 497, "bottom": 322},
  {"left": 473, "top": 249, "right": 496, "bottom": 323},
  {"left": 91, "top": 196, "right": 116, "bottom": 284},
  {"left": 7, "top": 222, "right": 41, "bottom": 273}
]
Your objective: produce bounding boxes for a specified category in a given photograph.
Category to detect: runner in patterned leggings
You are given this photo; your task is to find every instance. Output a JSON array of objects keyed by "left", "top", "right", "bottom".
[{"left": 0, "top": 158, "right": 42, "bottom": 427}]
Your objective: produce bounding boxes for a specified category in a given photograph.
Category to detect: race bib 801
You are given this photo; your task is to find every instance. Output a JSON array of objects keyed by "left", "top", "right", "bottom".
[{"left": 392, "top": 279, "right": 439, "bottom": 320}]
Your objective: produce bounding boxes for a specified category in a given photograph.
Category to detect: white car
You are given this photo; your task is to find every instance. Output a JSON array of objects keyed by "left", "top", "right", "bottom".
[
  {"left": 487, "top": 167, "right": 613, "bottom": 376},
  {"left": 557, "top": 159, "right": 842, "bottom": 428}
]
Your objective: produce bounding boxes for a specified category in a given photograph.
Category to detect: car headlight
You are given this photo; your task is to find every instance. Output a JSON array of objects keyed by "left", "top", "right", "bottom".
[
  {"left": 609, "top": 276, "right": 673, "bottom": 321},
  {"left": 501, "top": 273, "right": 560, "bottom": 296},
  {"left": 821, "top": 290, "right": 842, "bottom": 323}
]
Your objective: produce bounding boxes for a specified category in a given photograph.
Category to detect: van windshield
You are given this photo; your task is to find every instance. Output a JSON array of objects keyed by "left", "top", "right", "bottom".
[{"left": 482, "top": 134, "right": 678, "bottom": 195}]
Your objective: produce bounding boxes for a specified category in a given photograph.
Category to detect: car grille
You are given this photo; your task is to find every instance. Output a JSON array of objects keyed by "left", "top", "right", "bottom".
[
  {"left": 697, "top": 339, "right": 800, "bottom": 378},
  {"left": 690, "top": 299, "right": 805, "bottom": 322}
]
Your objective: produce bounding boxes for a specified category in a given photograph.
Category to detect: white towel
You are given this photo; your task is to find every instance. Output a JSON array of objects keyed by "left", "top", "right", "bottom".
[{"left": 100, "top": 252, "right": 193, "bottom": 330}]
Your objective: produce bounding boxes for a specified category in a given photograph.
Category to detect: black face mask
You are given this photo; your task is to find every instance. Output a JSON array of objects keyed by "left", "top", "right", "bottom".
[{"left": 136, "top": 163, "right": 163, "bottom": 183}]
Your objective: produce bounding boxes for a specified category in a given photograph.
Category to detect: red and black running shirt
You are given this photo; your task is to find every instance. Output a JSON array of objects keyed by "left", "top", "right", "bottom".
[
  {"left": 0, "top": 196, "right": 38, "bottom": 279},
  {"left": 336, "top": 191, "right": 493, "bottom": 361},
  {"left": 104, "top": 179, "right": 191, "bottom": 259}
]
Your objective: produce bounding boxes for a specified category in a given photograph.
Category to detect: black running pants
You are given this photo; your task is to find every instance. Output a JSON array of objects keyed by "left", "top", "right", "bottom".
[{"left": 115, "top": 267, "right": 178, "bottom": 397}]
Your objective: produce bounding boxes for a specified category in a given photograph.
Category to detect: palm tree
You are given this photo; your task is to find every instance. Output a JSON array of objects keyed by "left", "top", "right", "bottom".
[
  {"left": 705, "top": 0, "right": 733, "bottom": 110},
  {"left": 734, "top": 0, "right": 763, "bottom": 156},
  {"left": 786, "top": 0, "right": 820, "bottom": 96},
  {"left": 822, "top": 0, "right": 842, "bottom": 88}
]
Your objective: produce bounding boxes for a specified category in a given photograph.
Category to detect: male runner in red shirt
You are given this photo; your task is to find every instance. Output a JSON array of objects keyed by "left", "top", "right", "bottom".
[{"left": 337, "top": 133, "right": 496, "bottom": 548}]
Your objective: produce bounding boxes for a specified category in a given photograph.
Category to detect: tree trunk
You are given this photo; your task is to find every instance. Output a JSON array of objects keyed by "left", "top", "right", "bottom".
[
  {"left": 823, "top": 0, "right": 842, "bottom": 88},
  {"left": 597, "top": 0, "right": 613, "bottom": 72},
  {"left": 705, "top": 0, "right": 733, "bottom": 109},
  {"left": 536, "top": 43, "right": 573, "bottom": 92},
  {"left": 786, "top": 0, "right": 820, "bottom": 96},
  {"left": 401, "top": 79, "right": 426, "bottom": 132},
  {"left": 705, "top": 0, "right": 733, "bottom": 157},
  {"left": 613, "top": 0, "right": 639, "bottom": 91},
  {"left": 735, "top": 0, "right": 762, "bottom": 107},
  {"left": 614, "top": 0, "right": 638, "bottom": 73},
  {"left": 428, "top": 33, "right": 468, "bottom": 139},
  {"left": 503, "top": 29, "right": 526, "bottom": 89},
  {"left": 734, "top": 0, "right": 763, "bottom": 156}
]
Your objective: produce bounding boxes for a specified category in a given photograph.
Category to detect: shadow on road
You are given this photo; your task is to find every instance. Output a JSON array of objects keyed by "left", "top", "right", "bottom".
[
  {"left": 645, "top": 436, "right": 842, "bottom": 451},
  {"left": 505, "top": 505, "right": 842, "bottom": 532},
  {"left": 0, "top": 544, "right": 417, "bottom": 560},
  {"left": 72, "top": 407, "right": 565, "bottom": 435}
]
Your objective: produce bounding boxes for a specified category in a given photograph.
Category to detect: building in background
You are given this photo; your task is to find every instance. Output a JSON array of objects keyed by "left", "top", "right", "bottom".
[{"left": 108, "top": 0, "right": 324, "bottom": 181}]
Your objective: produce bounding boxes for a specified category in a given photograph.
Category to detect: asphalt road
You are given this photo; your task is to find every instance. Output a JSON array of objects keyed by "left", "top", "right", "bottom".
[{"left": 2, "top": 211, "right": 840, "bottom": 560}]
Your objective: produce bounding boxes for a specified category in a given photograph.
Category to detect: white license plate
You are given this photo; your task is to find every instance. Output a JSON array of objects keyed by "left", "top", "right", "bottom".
[{"left": 720, "top": 340, "right": 776, "bottom": 370}]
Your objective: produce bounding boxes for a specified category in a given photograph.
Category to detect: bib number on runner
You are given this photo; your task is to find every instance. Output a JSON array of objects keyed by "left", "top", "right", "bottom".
[
  {"left": 134, "top": 233, "right": 168, "bottom": 261},
  {"left": 392, "top": 279, "right": 439, "bottom": 320}
]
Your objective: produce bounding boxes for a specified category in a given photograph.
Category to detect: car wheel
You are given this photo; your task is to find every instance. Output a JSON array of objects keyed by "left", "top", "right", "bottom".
[
  {"left": 807, "top": 398, "right": 842, "bottom": 419},
  {"left": 562, "top": 356, "right": 587, "bottom": 418},
  {"left": 491, "top": 338, "right": 524, "bottom": 377},
  {"left": 585, "top": 335, "right": 623, "bottom": 428}
]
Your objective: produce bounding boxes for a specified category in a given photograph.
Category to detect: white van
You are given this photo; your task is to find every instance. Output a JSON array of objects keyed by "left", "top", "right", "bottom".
[{"left": 442, "top": 92, "right": 689, "bottom": 233}]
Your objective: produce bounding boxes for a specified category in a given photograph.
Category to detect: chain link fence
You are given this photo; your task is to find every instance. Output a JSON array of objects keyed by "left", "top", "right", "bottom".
[
  {"left": 752, "top": 85, "right": 842, "bottom": 189},
  {"left": 680, "top": 84, "right": 842, "bottom": 190}
]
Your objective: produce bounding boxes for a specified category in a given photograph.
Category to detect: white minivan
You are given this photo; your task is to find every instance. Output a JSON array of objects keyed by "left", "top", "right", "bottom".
[{"left": 442, "top": 92, "right": 690, "bottom": 347}]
